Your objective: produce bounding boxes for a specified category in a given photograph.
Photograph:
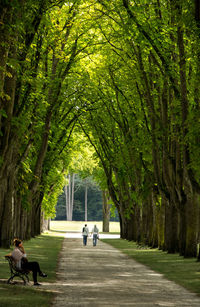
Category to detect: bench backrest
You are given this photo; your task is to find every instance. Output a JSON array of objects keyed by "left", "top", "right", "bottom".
[{"left": 5, "top": 255, "right": 21, "bottom": 272}]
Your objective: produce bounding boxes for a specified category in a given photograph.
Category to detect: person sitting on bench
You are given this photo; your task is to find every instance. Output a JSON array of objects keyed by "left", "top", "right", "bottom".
[{"left": 12, "top": 238, "right": 47, "bottom": 286}]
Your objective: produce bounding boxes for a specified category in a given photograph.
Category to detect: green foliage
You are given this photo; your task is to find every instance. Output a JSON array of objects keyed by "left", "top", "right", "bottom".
[
  {"left": 69, "top": 131, "right": 98, "bottom": 177},
  {"left": 1, "top": 0, "right": 200, "bottom": 256},
  {"left": 42, "top": 167, "right": 66, "bottom": 218}
]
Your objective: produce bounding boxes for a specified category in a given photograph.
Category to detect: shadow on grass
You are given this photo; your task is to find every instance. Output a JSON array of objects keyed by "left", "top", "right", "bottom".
[
  {"left": 0, "top": 282, "right": 53, "bottom": 307},
  {"left": 0, "top": 234, "right": 64, "bottom": 307}
]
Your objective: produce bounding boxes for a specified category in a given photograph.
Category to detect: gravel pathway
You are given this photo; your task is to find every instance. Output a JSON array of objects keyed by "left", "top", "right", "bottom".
[{"left": 49, "top": 235, "right": 200, "bottom": 307}]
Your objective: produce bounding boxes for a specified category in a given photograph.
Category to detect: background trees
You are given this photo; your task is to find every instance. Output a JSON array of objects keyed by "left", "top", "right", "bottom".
[{"left": 55, "top": 175, "right": 104, "bottom": 221}]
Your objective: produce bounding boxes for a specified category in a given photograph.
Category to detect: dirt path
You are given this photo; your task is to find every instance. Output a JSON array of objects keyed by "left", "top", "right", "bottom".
[{"left": 49, "top": 236, "right": 200, "bottom": 306}]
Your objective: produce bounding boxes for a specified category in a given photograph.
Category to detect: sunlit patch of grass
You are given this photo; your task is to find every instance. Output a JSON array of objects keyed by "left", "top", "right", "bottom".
[
  {"left": 102, "top": 239, "right": 200, "bottom": 296},
  {"left": 43, "top": 230, "right": 66, "bottom": 237},
  {"left": 50, "top": 220, "right": 120, "bottom": 233},
  {"left": 0, "top": 234, "right": 64, "bottom": 306}
]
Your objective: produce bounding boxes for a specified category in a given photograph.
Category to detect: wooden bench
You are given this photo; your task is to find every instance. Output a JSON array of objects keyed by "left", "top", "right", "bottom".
[{"left": 5, "top": 255, "right": 29, "bottom": 285}]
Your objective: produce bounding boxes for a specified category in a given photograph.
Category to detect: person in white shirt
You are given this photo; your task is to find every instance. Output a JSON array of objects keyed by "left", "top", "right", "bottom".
[
  {"left": 12, "top": 238, "right": 47, "bottom": 286},
  {"left": 91, "top": 225, "right": 99, "bottom": 246},
  {"left": 82, "top": 224, "right": 89, "bottom": 246}
]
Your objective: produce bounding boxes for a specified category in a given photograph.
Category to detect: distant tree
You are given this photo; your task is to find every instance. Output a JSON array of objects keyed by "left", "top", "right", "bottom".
[{"left": 65, "top": 173, "right": 75, "bottom": 221}]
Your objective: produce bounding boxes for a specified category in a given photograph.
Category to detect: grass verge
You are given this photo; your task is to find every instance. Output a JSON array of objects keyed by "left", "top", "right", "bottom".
[
  {"left": 0, "top": 232, "right": 65, "bottom": 307},
  {"left": 102, "top": 239, "right": 200, "bottom": 295}
]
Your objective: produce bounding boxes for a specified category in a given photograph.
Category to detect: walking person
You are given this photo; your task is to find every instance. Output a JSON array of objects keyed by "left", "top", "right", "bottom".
[
  {"left": 12, "top": 238, "right": 47, "bottom": 286},
  {"left": 91, "top": 224, "right": 99, "bottom": 246},
  {"left": 82, "top": 224, "right": 89, "bottom": 246}
]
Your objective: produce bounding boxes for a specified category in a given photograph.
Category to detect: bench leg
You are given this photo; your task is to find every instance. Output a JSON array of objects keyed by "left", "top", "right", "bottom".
[
  {"left": 25, "top": 274, "right": 29, "bottom": 283},
  {"left": 7, "top": 273, "right": 29, "bottom": 285},
  {"left": 7, "top": 276, "right": 14, "bottom": 284},
  {"left": 21, "top": 276, "right": 27, "bottom": 285}
]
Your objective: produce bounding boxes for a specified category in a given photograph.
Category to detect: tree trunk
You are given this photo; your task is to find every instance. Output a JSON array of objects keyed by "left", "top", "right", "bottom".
[
  {"left": 0, "top": 175, "right": 15, "bottom": 247},
  {"left": 126, "top": 213, "right": 135, "bottom": 241},
  {"left": 179, "top": 202, "right": 186, "bottom": 256},
  {"left": 119, "top": 207, "right": 126, "bottom": 239},
  {"left": 184, "top": 192, "right": 198, "bottom": 257},
  {"left": 157, "top": 199, "right": 165, "bottom": 250},
  {"left": 141, "top": 201, "right": 149, "bottom": 245},
  {"left": 68, "top": 174, "right": 71, "bottom": 220},
  {"left": 146, "top": 194, "right": 154, "bottom": 246},
  {"left": 85, "top": 185, "right": 88, "bottom": 222},
  {"left": 65, "top": 174, "right": 75, "bottom": 221},
  {"left": 164, "top": 200, "right": 179, "bottom": 253},
  {"left": 65, "top": 182, "right": 69, "bottom": 220},
  {"left": 0, "top": 62, "right": 17, "bottom": 247},
  {"left": 102, "top": 190, "right": 110, "bottom": 232},
  {"left": 71, "top": 173, "right": 75, "bottom": 220}
]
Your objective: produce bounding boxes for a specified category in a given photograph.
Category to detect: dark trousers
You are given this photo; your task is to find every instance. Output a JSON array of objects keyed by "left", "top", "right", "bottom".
[
  {"left": 83, "top": 235, "right": 88, "bottom": 245},
  {"left": 93, "top": 234, "right": 98, "bottom": 246},
  {"left": 22, "top": 261, "right": 42, "bottom": 283}
]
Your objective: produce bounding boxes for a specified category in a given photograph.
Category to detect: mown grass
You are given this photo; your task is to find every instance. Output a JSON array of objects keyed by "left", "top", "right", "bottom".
[
  {"left": 0, "top": 233, "right": 65, "bottom": 307},
  {"left": 50, "top": 220, "right": 120, "bottom": 233},
  {"left": 102, "top": 239, "right": 200, "bottom": 296}
]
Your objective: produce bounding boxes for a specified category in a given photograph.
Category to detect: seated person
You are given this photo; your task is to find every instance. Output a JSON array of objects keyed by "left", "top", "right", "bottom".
[{"left": 12, "top": 238, "right": 47, "bottom": 286}]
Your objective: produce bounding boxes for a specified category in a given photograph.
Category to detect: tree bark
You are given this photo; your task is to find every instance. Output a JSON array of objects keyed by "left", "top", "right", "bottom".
[
  {"left": 164, "top": 200, "right": 179, "bottom": 253},
  {"left": 85, "top": 184, "right": 88, "bottom": 222},
  {"left": 184, "top": 193, "right": 199, "bottom": 257},
  {"left": 102, "top": 190, "right": 110, "bottom": 232}
]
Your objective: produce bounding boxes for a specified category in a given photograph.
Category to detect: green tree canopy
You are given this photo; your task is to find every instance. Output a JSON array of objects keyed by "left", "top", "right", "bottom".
[{"left": 1, "top": 0, "right": 200, "bottom": 258}]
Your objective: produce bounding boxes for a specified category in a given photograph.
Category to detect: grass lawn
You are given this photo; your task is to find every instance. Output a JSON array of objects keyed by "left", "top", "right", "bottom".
[
  {"left": 0, "top": 232, "right": 65, "bottom": 307},
  {"left": 50, "top": 220, "right": 120, "bottom": 233},
  {"left": 102, "top": 239, "right": 200, "bottom": 296}
]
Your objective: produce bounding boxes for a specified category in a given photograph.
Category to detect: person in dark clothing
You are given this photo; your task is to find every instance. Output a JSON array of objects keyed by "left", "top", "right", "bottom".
[
  {"left": 12, "top": 238, "right": 47, "bottom": 286},
  {"left": 82, "top": 224, "right": 89, "bottom": 246}
]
